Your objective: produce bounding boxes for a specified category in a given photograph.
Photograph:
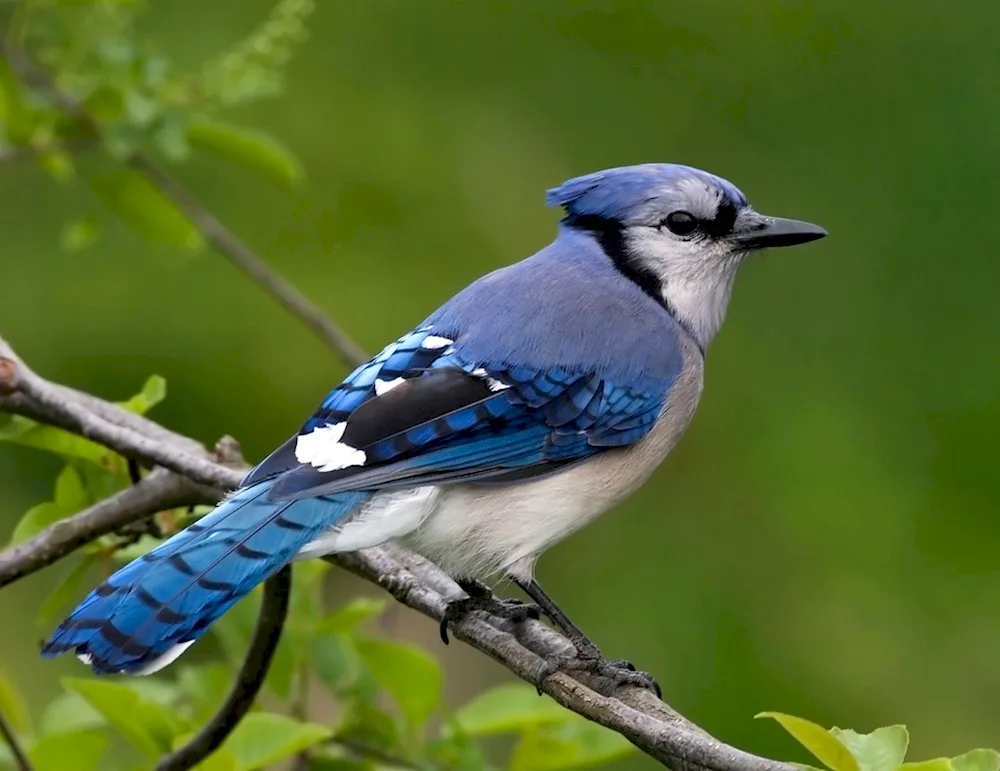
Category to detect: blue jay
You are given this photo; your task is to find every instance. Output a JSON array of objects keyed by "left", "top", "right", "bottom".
[{"left": 42, "top": 163, "right": 825, "bottom": 691}]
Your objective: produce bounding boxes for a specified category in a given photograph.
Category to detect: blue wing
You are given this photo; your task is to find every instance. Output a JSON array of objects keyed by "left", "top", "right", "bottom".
[{"left": 256, "top": 326, "right": 677, "bottom": 500}]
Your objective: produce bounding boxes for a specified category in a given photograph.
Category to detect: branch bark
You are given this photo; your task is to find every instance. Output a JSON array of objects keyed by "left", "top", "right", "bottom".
[
  {"left": 0, "top": 468, "right": 211, "bottom": 589},
  {"left": 0, "top": 36, "right": 368, "bottom": 370},
  {"left": 0, "top": 336, "right": 792, "bottom": 771}
]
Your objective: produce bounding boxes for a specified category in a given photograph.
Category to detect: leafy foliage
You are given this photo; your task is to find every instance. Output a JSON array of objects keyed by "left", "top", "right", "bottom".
[
  {"left": 0, "top": 0, "right": 311, "bottom": 251},
  {"left": 758, "top": 713, "right": 1000, "bottom": 771}
]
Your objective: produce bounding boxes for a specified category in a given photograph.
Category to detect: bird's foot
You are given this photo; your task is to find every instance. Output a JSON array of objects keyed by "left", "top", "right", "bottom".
[
  {"left": 534, "top": 639, "right": 661, "bottom": 697},
  {"left": 440, "top": 579, "right": 541, "bottom": 644}
]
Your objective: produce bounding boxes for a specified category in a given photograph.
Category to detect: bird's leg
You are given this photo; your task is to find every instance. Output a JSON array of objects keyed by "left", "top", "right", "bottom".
[
  {"left": 514, "top": 579, "right": 661, "bottom": 697},
  {"left": 439, "top": 578, "right": 540, "bottom": 645}
]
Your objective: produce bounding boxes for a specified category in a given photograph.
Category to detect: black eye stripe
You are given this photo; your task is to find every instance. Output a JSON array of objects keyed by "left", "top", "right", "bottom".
[
  {"left": 662, "top": 200, "right": 739, "bottom": 238},
  {"left": 707, "top": 200, "right": 737, "bottom": 236}
]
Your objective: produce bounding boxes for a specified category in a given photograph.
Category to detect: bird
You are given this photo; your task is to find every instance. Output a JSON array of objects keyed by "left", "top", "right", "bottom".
[{"left": 41, "top": 162, "right": 826, "bottom": 692}]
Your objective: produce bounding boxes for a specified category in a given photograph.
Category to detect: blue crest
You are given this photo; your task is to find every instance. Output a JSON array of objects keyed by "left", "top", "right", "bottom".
[{"left": 546, "top": 163, "right": 748, "bottom": 222}]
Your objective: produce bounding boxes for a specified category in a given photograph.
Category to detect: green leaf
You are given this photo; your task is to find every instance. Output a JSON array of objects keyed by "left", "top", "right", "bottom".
[
  {"left": 286, "top": 560, "right": 332, "bottom": 648},
  {"left": 757, "top": 713, "right": 861, "bottom": 771},
  {"left": 63, "top": 677, "right": 178, "bottom": 759},
  {"left": 317, "top": 598, "right": 387, "bottom": 636},
  {"left": 509, "top": 718, "right": 635, "bottom": 771},
  {"left": 0, "top": 415, "right": 115, "bottom": 467},
  {"left": 128, "top": 677, "right": 181, "bottom": 708},
  {"left": 901, "top": 761, "right": 953, "bottom": 771},
  {"left": 422, "top": 733, "right": 489, "bottom": 771},
  {"left": 124, "top": 89, "right": 159, "bottom": 127},
  {"left": 28, "top": 730, "right": 106, "bottom": 771},
  {"left": 450, "top": 683, "right": 567, "bottom": 738},
  {"left": 89, "top": 170, "right": 204, "bottom": 250},
  {"left": 37, "top": 150, "right": 75, "bottom": 182},
  {"left": 221, "top": 712, "right": 331, "bottom": 771},
  {"left": 61, "top": 216, "right": 103, "bottom": 251},
  {"left": 37, "top": 552, "right": 99, "bottom": 625},
  {"left": 40, "top": 691, "right": 105, "bottom": 735},
  {"left": 177, "top": 663, "right": 233, "bottom": 718},
  {"left": 0, "top": 671, "right": 31, "bottom": 735},
  {"left": 83, "top": 86, "right": 125, "bottom": 123},
  {"left": 952, "top": 750, "right": 1000, "bottom": 771},
  {"left": 306, "top": 759, "right": 374, "bottom": 771},
  {"left": 55, "top": 465, "right": 88, "bottom": 509},
  {"left": 311, "top": 634, "right": 373, "bottom": 699},
  {"left": 169, "top": 736, "right": 238, "bottom": 771},
  {"left": 187, "top": 119, "right": 304, "bottom": 188},
  {"left": 152, "top": 113, "right": 192, "bottom": 160},
  {"left": 10, "top": 466, "right": 90, "bottom": 545},
  {"left": 830, "top": 726, "right": 909, "bottom": 771},
  {"left": 0, "top": 58, "right": 36, "bottom": 143},
  {"left": 119, "top": 374, "right": 167, "bottom": 415},
  {"left": 10, "top": 502, "right": 69, "bottom": 545},
  {"left": 355, "top": 637, "right": 442, "bottom": 729},
  {"left": 197, "top": 750, "right": 240, "bottom": 771},
  {"left": 334, "top": 702, "right": 400, "bottom": 755}
]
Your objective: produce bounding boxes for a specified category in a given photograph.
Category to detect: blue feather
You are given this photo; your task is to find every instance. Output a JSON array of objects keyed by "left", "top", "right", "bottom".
[
  {"left": 41, "top": 482, "right": 370, "bottom": 674},
  {"left": 545, "top": 162, "right": 748, "bottom": 223}
]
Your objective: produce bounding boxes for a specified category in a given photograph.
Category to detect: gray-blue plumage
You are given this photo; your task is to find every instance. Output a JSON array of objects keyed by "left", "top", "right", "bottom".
[
  {"left": 41, "top": 162, "right": 825, "bottom": 676},
  {"left": 427, "top": 225, "right": 684, "bottom": 386}
]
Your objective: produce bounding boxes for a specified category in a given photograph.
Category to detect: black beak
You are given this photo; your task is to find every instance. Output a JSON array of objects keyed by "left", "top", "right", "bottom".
[{"left": 731, "top": 215, "right": 827, "bottom": 250}]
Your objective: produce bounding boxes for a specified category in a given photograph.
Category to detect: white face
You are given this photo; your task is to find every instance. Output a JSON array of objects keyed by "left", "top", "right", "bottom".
[{"left": 624, "top": 177, "right": 754, "bottom": 348}]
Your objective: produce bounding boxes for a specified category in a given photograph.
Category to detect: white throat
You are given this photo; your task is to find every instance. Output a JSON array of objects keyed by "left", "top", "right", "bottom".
[
  {"left": 627, "top": 229, "right": 744, "bottom": 349},
  {"left": 660, "top": 269, "right": 737, "bottom": 348}
]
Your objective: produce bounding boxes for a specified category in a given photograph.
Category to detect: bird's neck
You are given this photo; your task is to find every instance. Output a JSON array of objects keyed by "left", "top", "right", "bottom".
[{"left": 659, "top": 267, "right": 737, "bottom": 350}]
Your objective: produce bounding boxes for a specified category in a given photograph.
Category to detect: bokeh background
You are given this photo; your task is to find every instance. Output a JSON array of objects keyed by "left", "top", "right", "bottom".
[{"left": 2, "top": 0, "right": 999, "bottom": 767}]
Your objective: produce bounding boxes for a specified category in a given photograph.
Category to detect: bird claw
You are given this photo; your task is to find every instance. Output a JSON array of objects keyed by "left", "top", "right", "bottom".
[
  {"left": 440, "top": 594, "right": 541, "bottom": 645},
  {"left": 534, "top": 645, "right": 661, "bottom": 697}
]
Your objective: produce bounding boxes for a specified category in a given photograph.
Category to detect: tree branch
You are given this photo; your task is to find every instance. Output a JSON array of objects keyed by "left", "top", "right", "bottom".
[
  {"left": 0, "top": 468, "right": 212, "bottom": 589},
  {"left": 0, "top": 339, "right": 245, "bottom": 490},
  {"left": 156, "top": 566, "right": 292, "bottom": 771},
  {"left": 0, "top": 37, "right": 368, "bottom": 370},
  {"left": 0, "top": 705, "right": 32, "bottom": 771},
  {"left": 0, "top": 335, "right": 792, "bottom": 771}
]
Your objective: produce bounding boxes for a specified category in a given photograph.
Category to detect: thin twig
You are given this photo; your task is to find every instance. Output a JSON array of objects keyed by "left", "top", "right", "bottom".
[
  {"left": 156, "top": 566, "right": 292, "bottom": 771},
  {"left": 0, "top": 335, "right": 793, "bottom": 771},
  {"left": 0, "top": 36, "right": 368, "bottom": 369},
  {"left": 0, "top": 705, "right": 32, "bottom": 771},
  {"left": 131, "top": 155, "right": 368, "bottom": 368}
]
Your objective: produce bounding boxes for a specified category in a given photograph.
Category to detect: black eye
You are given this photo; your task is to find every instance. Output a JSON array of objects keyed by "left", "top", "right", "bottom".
[{"left": 664, "top": 211, "right": 698, "bottom": 236}]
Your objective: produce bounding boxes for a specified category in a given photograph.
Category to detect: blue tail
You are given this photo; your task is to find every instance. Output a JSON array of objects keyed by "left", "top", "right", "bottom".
[{"left": 41, "top": 481, "right": 370, "bottom": 675}]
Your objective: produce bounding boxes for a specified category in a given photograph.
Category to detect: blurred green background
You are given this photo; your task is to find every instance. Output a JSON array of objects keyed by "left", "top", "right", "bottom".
[{"left": 2, "top": 0, "right": 999, "bottom": 767}]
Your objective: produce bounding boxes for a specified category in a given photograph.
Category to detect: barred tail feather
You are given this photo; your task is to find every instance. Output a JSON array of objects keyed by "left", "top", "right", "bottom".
[{"left": 41, "top": 481, "right": 369, "bottom": 675}]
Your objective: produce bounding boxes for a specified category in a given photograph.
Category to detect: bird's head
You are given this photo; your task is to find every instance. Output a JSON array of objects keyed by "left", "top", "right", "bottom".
[{"left": 547, "top": 163, "right": 826, "bottom": 347}]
